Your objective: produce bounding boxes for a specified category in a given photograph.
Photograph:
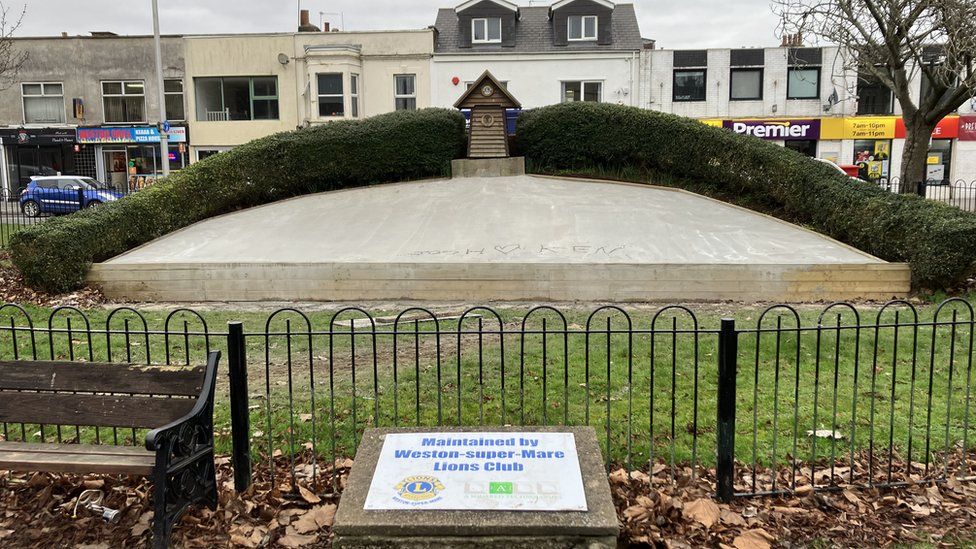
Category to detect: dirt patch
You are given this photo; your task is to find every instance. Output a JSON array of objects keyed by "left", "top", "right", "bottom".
[
  {"left": 0, "top": 252, "right": 107, "bottom": 308},
  {"left": 2, "top": 449, "right": 974, "bottom": 547}
]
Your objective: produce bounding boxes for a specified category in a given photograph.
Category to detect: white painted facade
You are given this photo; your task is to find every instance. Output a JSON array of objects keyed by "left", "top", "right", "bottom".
[{"left": 431, "top": 52, "right": 641, "bottom": 108}]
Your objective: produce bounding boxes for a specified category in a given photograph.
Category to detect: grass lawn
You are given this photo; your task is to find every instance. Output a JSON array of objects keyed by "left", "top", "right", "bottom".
[{"left": 2, "top": 300, "right": 974, "bottom": 481}]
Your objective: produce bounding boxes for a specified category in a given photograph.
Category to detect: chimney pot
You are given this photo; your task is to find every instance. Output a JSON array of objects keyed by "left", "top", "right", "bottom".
[
  {"left": 298, "top": 9, "right": 321, "bottom": 32},
  {"left": 323, "top": 22, "right": 330, "bottom": 32}
]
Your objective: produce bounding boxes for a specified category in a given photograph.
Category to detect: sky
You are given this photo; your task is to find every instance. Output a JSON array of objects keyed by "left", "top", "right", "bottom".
[{"left": 9, "top": 0, "right": 784, "bottom": 49}]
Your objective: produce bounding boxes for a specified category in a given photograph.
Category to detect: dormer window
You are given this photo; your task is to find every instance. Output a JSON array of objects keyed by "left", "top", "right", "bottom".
[
  {"left": 568, "top": 15, "right": 597, "bottom": 41},
  {"left": 472, "top": 17, "right": 502, "bottom": 43}
]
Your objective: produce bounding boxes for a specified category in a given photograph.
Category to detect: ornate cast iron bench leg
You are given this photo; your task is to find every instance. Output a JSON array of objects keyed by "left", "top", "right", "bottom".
[
  {"left": 150, "top": 422, "right": 218, "bottom": 548},
  {"left": 146, "top": 351, "right": 220, "bottom": 548}
]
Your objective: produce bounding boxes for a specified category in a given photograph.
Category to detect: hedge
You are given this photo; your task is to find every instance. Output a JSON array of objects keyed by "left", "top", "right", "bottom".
[
  {"left": 11, "top": 108, "right": 467, "bottom": 293},
  {"left": 516, "top": 102, "right": 976, "bottom": 288}
]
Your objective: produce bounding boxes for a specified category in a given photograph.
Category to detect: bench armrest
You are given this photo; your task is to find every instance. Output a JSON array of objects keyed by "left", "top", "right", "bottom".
[{"left": 146, "top": 351, "right": 220, "bottom": 453}]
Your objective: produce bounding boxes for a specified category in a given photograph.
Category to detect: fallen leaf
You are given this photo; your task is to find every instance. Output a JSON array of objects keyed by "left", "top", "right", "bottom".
[
  {"left": 277, "top": 526, "right": 318, "bottom": 547},
  {"left": 623, "top": 504, "right": 650, "bottom": 521},
  {"left": 720, "top": 509, "right": 747, "bottom": 526},
  {"left": 292, "top": 504, "right": 336, "bottom": 533},
  {"left": 683, "top": 498, "right": 720, "bottom": 528},
  {"left": 297, "top": 485, "right": 321, "bottom": 504},
  {"left": 733, "top": 528, "right": 775, "bottom": 549}
]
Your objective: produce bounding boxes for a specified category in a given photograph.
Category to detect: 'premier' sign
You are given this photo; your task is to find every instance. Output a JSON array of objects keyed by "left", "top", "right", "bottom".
[{"left": 724, "top": 119, "right": 821, "bottom": 140}]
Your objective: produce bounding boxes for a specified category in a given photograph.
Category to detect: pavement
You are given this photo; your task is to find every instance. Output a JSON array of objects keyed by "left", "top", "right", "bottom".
[{"left": 105, "top": 175, "right": 882, "bottom": 266}]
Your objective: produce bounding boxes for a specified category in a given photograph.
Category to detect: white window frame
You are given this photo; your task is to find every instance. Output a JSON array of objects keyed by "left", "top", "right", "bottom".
[
  {"left": 350, "top": 74, "right": 360, "bottom": 118},
  {"left": 394, "top": 74, "right": 417, "bottom": 111},
  {"left": 568, "top": 15, "right": 598, "bottom": 41},
  {"left": 101, "top": 80, "right": 147, "bottom": 124},
  {"left": 22, "top": 82, "right": 66, "bottom": 124},
  {"left": 195, "top": 147, "right": 232, "bottom": 162},
  {"left": 316, "top": 73, "right": 345, "bottom": 118},
  {"left": 472, "top": 17, "right": 502, "bottom": 44},
  {"left": 561, "top": 80, "right": 603, "bottom": 103}
]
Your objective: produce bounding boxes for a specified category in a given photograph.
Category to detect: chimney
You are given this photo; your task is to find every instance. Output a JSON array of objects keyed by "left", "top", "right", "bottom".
[
  {"left": 298, "top": 9, "right": 320, "bottom": 32},
  {"left": 323, "top": 21, "right": 330, "bottom": 32}
]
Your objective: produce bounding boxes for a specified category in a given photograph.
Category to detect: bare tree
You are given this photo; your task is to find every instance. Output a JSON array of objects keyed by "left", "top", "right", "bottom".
[
  {"left": 0, "top": 2, "right": 26, "bottom": 90},
  {"left": 773, "top": 0, "right": 976, "bottom": 193}
]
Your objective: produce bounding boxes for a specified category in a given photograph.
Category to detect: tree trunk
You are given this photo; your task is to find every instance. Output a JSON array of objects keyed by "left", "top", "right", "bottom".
[{"left": 899, "top": 116, "right": 937, "bottom": 195}]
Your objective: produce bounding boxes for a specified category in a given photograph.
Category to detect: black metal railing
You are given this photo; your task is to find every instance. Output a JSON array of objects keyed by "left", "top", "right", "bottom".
[
  {"left": 878, "top": 177, "right": 976, "bottom": 212},
  {"left": 0, "top": 300, "right": 973, "bottom": 502}
]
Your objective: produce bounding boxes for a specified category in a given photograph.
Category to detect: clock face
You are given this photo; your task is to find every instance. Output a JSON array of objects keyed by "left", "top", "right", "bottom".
[{"left": 481, "top": 84, "right": 494, "bottom": 97}]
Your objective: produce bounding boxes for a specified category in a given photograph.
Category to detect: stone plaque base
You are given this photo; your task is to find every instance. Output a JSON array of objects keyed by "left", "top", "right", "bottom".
[
  {"left": 451, "top": 156, "right": 525, "bottom": 178},
  {"left": 333, "top": 426, "right": 618, "bottom": 549}
]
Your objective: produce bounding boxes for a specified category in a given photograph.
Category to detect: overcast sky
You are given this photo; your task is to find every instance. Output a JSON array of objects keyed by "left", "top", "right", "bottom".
[{"left": 10, "top": 0, "right": 783, "bottom": 49}]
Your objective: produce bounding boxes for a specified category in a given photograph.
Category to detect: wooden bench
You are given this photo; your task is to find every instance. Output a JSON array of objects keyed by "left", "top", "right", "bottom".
[{"left": 0, "top": 351, "right": 221, "bottom": 548}]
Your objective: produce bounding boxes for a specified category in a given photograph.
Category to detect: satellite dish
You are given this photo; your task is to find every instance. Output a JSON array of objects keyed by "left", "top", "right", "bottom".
[{"left": 277, "top": 53, "right": 290, "bottom": 65}]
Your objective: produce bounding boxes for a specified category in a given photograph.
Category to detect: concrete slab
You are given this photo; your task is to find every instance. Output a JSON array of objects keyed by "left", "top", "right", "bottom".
[
  {"left": 105, "top": 176, "right": 879, "bottom": 265},
  {"left": 332, "top": 426, "right": 618, "bottom": 549},
  {"left": 88, "top": 175, "right": 911, "bottom": 302}
]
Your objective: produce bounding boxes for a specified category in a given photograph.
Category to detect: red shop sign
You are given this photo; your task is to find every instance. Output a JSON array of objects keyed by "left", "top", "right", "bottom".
[
  {"left": 959, "top": 115, "right": 976, "bottom": 141},
  {"left": 894, "top": 116, "right": 959, "bottom": 139}
]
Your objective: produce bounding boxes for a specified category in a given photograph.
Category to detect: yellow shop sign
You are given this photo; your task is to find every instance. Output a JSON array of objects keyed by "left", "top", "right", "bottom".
[
  {"left": 846, "top": 117, "right": 897, "bottom": 139},
  {"left": 818, "top": 116, "right": 898, "bottom": 139}
]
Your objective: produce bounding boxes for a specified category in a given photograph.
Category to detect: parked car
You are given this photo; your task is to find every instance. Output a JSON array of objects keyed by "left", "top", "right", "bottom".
[{"left": 20, "top": 176, "right": 124, "bottom": 218}]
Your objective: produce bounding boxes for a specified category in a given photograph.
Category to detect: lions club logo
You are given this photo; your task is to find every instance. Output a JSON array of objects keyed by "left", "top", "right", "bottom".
[{"left": 395, "top": 475, "right": 444, "bottom": 503}]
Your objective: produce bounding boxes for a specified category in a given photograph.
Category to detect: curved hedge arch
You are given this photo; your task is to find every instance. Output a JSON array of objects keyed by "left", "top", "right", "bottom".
[
  {"left": 11, "top": 108, "right": 467, "bottom": 293},
  {"left": 516, "top": 102, "right": 976, "bottom": 288}
]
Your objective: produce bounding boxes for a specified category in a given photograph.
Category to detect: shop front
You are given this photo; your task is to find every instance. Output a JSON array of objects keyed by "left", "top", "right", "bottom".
[
  {"left": 0, "top": 127, "right": 77, "bottom": 197},
  {"left": 76, "top": 125, "right": 188, "bottom": 192},
  {"left": 895, "top": 117, "right": 959, "bottom": 185},
  {"left": 722, "top": 118, "right": 821, "bottom": 157}
]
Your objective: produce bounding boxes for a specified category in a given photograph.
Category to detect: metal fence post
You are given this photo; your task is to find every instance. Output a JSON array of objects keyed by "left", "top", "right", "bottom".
[
  {"left": 716, "top": 318, "right": 738, "bottom": 503},
  {"left": 227, "top": 321, "right": 252, "bottom": 492},
  {"left": 77, "top": 187, "right": 85, "bottom": 212}
]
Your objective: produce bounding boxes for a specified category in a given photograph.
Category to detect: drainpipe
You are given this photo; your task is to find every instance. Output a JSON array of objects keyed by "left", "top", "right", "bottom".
[{"left": 630, "top": 51, "right": 637, "bottom": 107}]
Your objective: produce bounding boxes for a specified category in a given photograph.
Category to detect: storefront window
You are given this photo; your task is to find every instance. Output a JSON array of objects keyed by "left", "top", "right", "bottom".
[
  {"left": 926, "top": 139, "right": 952, "bottom": 185},
  {"left": 853, "top": 139, "right": 891, "bottom": 183},
  {"left": 785, "top": 139, "right": 817, "bottom": 157},
  {"left": 5, "top": 145, "right": 70, "bottom": 193},
  {"left": 168, "top": 145, "right": 186, "bottom": 173}
]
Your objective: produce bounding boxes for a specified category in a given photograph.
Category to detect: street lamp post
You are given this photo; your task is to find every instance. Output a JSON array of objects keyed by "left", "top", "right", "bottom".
[{"left": 152, "top": 0, "right": 170, "bottom": 178}]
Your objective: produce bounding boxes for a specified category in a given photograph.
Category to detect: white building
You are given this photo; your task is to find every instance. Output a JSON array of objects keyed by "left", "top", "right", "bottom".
[
  {"left": 642, "top": 45, "right": 976, "bottom": 183},
  {"left": 431, "top": 0, "right": 644, "bottom": 110}
]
